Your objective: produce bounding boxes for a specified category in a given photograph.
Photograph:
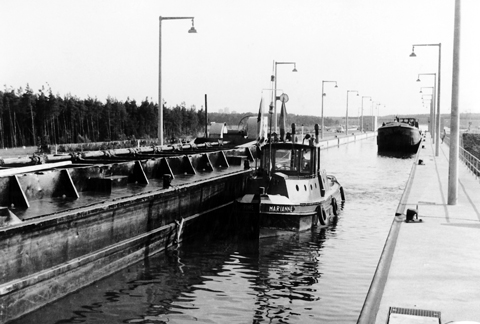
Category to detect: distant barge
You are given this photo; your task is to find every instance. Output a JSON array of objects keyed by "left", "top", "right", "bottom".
[
  {"left": 377, "top": 117, "right": 422, "bottom": 153},
  {"left": 0, "top": 142, "right": 255, "bottom": 323}
]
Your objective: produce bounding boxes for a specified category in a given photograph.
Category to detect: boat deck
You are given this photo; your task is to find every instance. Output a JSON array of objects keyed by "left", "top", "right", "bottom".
[{"left": 12, "top": 165, "right": 247, "bottom": 221}]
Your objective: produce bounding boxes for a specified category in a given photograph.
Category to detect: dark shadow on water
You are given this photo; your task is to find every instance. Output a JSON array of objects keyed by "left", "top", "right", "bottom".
[{"left": 377, "top": 150, "right": 416, "bottom": 159}]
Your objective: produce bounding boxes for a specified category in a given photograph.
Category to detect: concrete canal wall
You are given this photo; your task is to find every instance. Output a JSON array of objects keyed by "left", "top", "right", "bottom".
[{"left": 317, "top": 132, "right": 376, "bottom": 149}]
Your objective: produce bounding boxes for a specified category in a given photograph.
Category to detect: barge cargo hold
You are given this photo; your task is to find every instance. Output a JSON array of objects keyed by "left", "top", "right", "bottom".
[{"left": 0, "top": 143, "right": 255, "bottom": 323}]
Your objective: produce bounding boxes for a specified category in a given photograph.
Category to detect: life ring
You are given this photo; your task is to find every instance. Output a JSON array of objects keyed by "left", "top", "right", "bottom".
[
  {"left": 318, "top": 205, "right": 328, "bottom": 226},
  {"left": 331, "top": 197, "right": 338, "bottom": 216}
]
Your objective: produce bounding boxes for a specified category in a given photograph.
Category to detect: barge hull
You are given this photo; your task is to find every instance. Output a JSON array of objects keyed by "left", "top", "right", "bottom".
[
  {"left": 0, "top": 166, "right": 249, "bottom": 323},
  {"left": 377, "top": 124, "right": 422, "bottom": 152}
]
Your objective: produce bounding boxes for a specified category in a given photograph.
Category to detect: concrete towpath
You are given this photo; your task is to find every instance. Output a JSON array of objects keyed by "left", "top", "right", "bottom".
[{"left": 358, "top": 134, "right": 480, "bottom": 324}]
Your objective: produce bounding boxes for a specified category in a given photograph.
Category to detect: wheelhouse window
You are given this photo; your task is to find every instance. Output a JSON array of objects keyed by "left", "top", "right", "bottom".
[
  {"left": 262, "top": 146, "right": 313, "bottom": 175},
  {"left": 274, "top": 149, "right": 296, "bottom": 171}
]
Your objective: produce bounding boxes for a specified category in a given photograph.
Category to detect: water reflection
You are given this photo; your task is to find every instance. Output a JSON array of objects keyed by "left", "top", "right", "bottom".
[
  {"left": 13, "top": 227, "right": 336, "bottom": 324},
  {"left": 253, "top": 227, "right": 330, "bottom": 323}
]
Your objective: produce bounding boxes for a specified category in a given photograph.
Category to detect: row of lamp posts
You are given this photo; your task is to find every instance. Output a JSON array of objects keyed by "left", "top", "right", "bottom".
[
  {"left": 409, "top": 0, "right": 461, "bottom": 206},
  {"left": 156, "top": 15, "right": 376, "bottom": 143},
  {"left": 157, "top": 0, "right": 460, "bottom": 204}
]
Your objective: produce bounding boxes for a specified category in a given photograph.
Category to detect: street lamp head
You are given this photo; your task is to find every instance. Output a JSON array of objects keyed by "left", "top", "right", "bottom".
[
  {"left": 416, "top": 78, "right": 421, "bottom": 82},
  {"left": 334, "top": 83, "right": 338, "bottom": 88},
  {"left": 409, "top": 46, "right": 416, "bottom": 57},
  {"left": 188, "top": 19, "right": 197, "bottom": 33},
  {"left": 292, "top": 64, "right": 298, "bottom": 72}
]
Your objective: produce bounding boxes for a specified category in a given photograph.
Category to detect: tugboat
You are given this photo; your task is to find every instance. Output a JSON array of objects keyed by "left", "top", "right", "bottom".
[
  {"left": 377, "top": 117, "right": 422, "bottom": 153},
  {"left": 236, "top": 123, "right": 345, "bottom": 238}
]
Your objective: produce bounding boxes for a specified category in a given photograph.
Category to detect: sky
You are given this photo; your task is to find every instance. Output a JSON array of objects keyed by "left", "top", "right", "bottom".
[{"left": 1, "top": 0, "right": 479, "bottom": 119}]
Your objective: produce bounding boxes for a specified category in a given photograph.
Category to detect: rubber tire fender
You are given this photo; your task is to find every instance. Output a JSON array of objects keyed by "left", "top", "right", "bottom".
[
  {"left": 340, "top": 186, "right": 346, "bottom": 201},
  {"left": 331, "top": 197, "right": 338, "bottom": 216},
  {"left": 318, "top": 204, "right": 328, "bottom": 226}
]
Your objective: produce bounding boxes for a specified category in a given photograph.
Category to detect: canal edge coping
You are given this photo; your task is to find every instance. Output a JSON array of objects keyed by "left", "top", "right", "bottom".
[{"left": 356, "top": 145, "right": 422, "bottom": 324}]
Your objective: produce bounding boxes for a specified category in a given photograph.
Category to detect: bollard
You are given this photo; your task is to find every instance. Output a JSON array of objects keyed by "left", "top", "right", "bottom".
[
  {"left": 163, "top": 174, "right": 172, "bottom": 189},
  {"left": 406, "top": 209, "right": 417, "bottom": 222},
  {"left": 259, "top": 187, "right": 266, "bottom": 196},
  {"left": 406, "top": 205, "right": 422, "bottom": 223}
]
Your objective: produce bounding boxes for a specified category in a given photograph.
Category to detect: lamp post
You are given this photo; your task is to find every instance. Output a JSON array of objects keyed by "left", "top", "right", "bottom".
[
  {"left": 422, "top": 96, "right": 432, "bottom": 108},
  {"left": 357, "top": 107, "right": 361, "bottom": 129},
  {"left": 346, "top": 90, "right": 359, "bottom": 134},
  {"left": 375, "top": 102, "right": 381, "bottom": 125},
  {"left": 272, "top": 61, "right": 297, "bottom": 133},
  {"left": 423, "top": 97, "right": 433, "bottom": 128},
  {"left": 416, "top": 73, "right": 437, "bottom": 141},
  {"left": 448, "top": 0, "right": 461, "bottom": 205},
  {"left": 361, "top": 96, "right": 371, "bottom": 132},
  {"left": 420, "top": 87, "right": 434, "bottom": 94},
  {"left": 410, "top": 43, "right": 442, "bottom": 157},
  {"left": 158, "top": 16, "right": 197, "bottom": 146},
  {"left": 381, "top": 105, "right": 385, "bottom": 125},
  {"left": 422, "top": 95, "right": 433, "bottom": 102},
  {"left": 321, "top": 80, "right": 338, "bottom": 139},
  {"left": 420, "top": 87, "right": 434, "bottom": 128},
  {"left": 421, "top": 97, "right": 432, "bottom": 112},
  {"left": 372, "top": 101, "right": 380, "bottom": 131}
]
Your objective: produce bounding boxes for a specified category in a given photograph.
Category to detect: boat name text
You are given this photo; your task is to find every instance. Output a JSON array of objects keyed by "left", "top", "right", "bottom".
[{"left": 268, "top": 205, "right": 294, "bottom": 212}]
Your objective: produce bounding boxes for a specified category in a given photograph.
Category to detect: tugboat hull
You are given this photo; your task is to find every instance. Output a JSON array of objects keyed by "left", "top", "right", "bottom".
[
  {"left": 258, "top": 191, "right": 342, "bottom": 238},
  {"left": 236, "top": 170, "right": 344, "bottom": 238}
]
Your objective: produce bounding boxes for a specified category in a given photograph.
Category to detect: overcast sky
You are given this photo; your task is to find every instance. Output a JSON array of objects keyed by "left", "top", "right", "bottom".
[{"left": 1, "top": 0, "right": 479, "bottom": 118}]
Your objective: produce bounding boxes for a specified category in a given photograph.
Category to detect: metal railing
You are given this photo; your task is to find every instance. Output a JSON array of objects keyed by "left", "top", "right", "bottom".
[
  {"left": 460, "top": 146, "right": 480, "bottom": 179},
  {"left": 444, "top": 134, "right": 480, "bottom": 180}
]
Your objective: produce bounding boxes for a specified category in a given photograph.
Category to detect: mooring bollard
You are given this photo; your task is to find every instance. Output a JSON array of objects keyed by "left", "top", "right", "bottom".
[
  {"left": 163, "top": 174, "right": 172, "bottom": 189},
  {"left": 406, "top": 205, "right": 422, "bottom": 223}
]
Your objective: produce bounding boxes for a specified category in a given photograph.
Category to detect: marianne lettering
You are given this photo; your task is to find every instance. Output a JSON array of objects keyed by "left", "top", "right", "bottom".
[{"left": 268, "top": 205, "right": 293, "bottom": 212}]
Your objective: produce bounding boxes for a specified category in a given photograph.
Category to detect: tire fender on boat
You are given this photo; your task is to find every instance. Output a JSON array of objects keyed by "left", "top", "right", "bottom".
[
  {"left": 331, "top": 197, "right": 338, "bottom": 216},
  {"left": 340, "top": 186, "right": 346, "bottom": 201},
  {"left": 318, "top": 204, "right": 328, "bottom": 226}
]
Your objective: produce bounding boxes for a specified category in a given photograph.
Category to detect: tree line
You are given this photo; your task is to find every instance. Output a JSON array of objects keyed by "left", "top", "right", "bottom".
[
  {"left": 0, "top": 85, "right": 207, "bottom": 149},
  {"left": 6, "top": 84, "right": 453, "bottom": 150},
  {"left": 210, "top": 112, "right": 340, "bottom": 131}
]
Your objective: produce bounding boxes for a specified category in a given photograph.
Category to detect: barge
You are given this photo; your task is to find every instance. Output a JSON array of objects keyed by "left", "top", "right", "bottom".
[
  {"left": 377, "top": 117, "right": 422, "bottom": 153},
  {"left": 0, "top": 142, "right": 255, "bottom": 323}
]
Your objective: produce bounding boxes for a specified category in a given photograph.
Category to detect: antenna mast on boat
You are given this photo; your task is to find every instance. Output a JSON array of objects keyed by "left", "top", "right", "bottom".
[{"left": 268, "top": 61, "right": 275, "bottom": 176}]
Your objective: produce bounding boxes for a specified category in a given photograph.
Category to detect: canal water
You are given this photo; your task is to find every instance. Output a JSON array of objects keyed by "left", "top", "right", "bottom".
[{"left": 13, "top": 136, "right": 416, "bottom": 324}]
